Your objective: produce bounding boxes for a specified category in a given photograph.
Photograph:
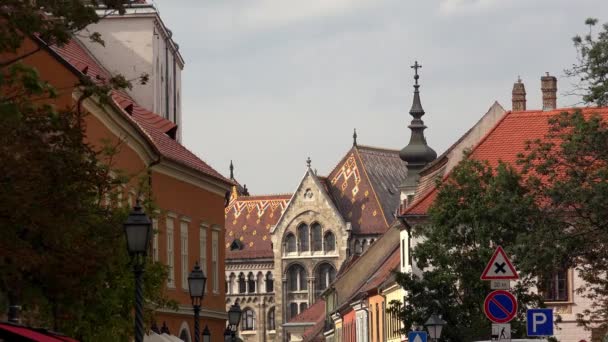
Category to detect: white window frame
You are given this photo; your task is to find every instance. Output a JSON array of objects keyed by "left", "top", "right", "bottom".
[
  {"left": 180, "top": 220, "right": 189, "bottom": 290},
  {"left": 200, "top": 224, "right": 208, "bottom": 293},
  {"left": 166, "top": 216, "right": 175, "bottom": 288},
  {"left": 212, "top": 227, "right": 220, "bottom": 293}
]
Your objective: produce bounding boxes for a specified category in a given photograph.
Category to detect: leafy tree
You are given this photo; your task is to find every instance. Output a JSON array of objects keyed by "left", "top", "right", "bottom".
[
  {"left": 395, "top": 157, "right": 547, "bottom": 342},
  {"left": 0, "top": 1, "right": 170, "bottom": 340},
  {"left": 567, "top": 18, "right": 608, "bottom": 106},
  {"left": 518, "top": 110, "right": 608, "bottom": 331}
]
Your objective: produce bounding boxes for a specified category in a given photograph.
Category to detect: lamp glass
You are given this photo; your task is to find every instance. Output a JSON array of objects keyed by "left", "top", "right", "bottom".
[
  {"left": 124, "top": 204, "right": 152, "bottom": 255},
  {"left": 202, "top": 325, "right": 211, "bottom": 342},
  {"left": 228, "top": 303, "right": 242, "bottom": 327},
  {"left": 424, "top": 314, "right": 446, "bottom": 341},
  {"left": 188, "top": 262, "right": 207, "bottom": 300}
]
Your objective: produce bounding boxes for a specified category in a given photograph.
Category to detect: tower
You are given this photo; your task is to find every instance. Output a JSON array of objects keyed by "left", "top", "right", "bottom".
[{"left": 399, "top": 61, "right": 437, "bottom": 202}]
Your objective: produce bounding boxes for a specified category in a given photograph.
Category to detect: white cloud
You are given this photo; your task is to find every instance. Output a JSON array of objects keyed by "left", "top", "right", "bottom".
[{"left": 438, "top": 0, "right": 502, "bottom": 15}]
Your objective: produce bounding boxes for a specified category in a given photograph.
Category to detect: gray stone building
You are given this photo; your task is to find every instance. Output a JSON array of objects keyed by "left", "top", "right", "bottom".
[{"left": 224, "top": 140, "right": 409, "bottom": 341}]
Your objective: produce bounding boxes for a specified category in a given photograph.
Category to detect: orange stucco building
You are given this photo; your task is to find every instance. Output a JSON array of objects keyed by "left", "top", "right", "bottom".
[{"left": 10, "top": 32, "right": 233, "bottom": 340}]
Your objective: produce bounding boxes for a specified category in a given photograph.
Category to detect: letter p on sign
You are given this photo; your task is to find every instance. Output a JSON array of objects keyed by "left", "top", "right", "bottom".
[{"left": 527, "top": 309, "right": 553, "bottom": 337}]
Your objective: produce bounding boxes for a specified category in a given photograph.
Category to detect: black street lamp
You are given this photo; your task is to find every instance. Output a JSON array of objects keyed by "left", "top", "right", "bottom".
[
  {"left": 227, "top": 303, "right": 242, "bottom": 342},
  {"left": 124, "top": 203, "right": 152, "bottom": 342},
  {"left": 202, "top": 325, "right": 211, "bottom": 342},
  {"left": 424, "top": 313, "right": 447, "bottom": 342},
  {"left": 188, "top": 262, "right": 207, "bottom": 342}
]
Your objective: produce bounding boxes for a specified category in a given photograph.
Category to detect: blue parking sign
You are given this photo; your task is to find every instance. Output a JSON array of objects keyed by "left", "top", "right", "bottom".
[
  {"left": 527, "top": 309, "right": 553, "bottom": 336},
  {"left": 408, "top": 331, "right": 428, "bottom": 342}
]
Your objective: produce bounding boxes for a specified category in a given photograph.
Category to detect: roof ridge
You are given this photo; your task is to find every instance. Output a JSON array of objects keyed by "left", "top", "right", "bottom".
[
  {"left": 235, "top": 193, "right": 292, "bottom": 199},
  {"left": 356, "top": 144, "right": 400, "bottom": 153}
]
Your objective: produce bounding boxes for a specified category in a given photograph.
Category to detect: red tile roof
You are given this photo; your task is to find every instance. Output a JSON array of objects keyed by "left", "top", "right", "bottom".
[
  {"left": 403, "top": 107, "right": 608, "bottom": 216},
  {"left": 45, "top": 38, "right": 232, "bottom": 186},
  {"left": 225, "top": 193, "right": 291, "bottom": 259},
  {"left": 289, "top": 299, "right": 325, "bottom": 323}
]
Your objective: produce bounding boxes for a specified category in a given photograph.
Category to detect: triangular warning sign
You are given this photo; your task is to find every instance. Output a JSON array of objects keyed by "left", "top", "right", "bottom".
[{"left": 481, "top": 246, "right": 519, "bottom": 280}]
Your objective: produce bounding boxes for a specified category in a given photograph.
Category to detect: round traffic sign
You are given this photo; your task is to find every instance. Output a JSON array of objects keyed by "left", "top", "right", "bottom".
[{"left": 484, "top": 290, "right": 517, "bottom": 323}]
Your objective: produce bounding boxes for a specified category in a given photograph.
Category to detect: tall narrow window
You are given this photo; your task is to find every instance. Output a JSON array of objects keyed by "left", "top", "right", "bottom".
[
  {"left": 212, "top": 230, "right": 219, "bottom": 293},
  {"left": 247, "top": 272, "right": 256, "bottom": 293},
  {"left": 180, "top": 221, "right": 189, "bottom": 290},
  {"left": 152, "top": 218, "right": 159, "bottom": 262},
  {"left": 298, "top": 224, "right": 309, "bottom": 252},
  {"left": 268, "top": 308, "right": 276, "bottom": 331},
  {"left": 166, "top": 217, "right": 175, "bottom": 288},
  {"left": 311, "top": 223, "right": 322, "bottom": 251},
  {"left": 324, "top": 231, "right": 335, "bottom": 252},
  {"left": 199, "top": 225, "right": 208, "bottom": 292},
  {"left": 287, "top": 264, "right": 307, "bottom": 291},
  {"left": 285, "top": 233, "right": 296, "bottom": 253},
  {"left": 266, "top": 272, "right": 274, "bottom": 293},
  {"left": 315, "top": 263, "right": 336, "bottom": 298},
  {"left": 300, "top": 302, "right": 308, "bottom": 313},
  {"left": 238, "top": 273, "right": 246, "bottom": 293}
]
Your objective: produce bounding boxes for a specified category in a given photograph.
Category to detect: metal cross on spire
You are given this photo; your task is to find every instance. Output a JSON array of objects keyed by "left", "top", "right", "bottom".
[
  {"left": 306, "top": 157, "right": 312, "bottom": 168},
  {"left": 411, "top": 61, "right": 422, "bottom": 85}
]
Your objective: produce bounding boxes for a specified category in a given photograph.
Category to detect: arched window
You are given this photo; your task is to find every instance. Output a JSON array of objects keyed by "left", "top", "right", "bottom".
[
  {"left": 361, "top": 239, "right": 368, "bottom": 252},
  {"left": 300, "top": 302, "right": 308, "bottom": 313},
  {"left": 266, "top": 272, "right": 274, "bottom": 293},
  {"left": 315, "top": 263, "right": 337, "bottom": 298},
  {"left": 324, "top": 231, "right": 336, "bottom": 252},
  {"left": 179, "top": 328, "right": 190, "bottom": 342},
  {"left": 289, "top": 302, "right": 298, "bottom": 320},
  {"left": 298, "top": 224, "right": 309, "bottom": 252},
  {"left": 247, "top": 272, "right": 255, "bottom": 293},
  {"left": 229, "top": 273, "right": 236, "bottom": 294},
  {"left": 268, "top": 307, "right": 276, "bottom": 331},
  {"left": 287, "top": 264, "right": 307, "bottom": 291},
  {"left": 242, "top": 309, "right": 255, "bottom": 331},
  {"left": 238, "top": 273, "right": 246, "bottom": 293},
  {"left": 311, "top": 223, "right": 322, "bottom": 251},
  {"left": 285, "top": 233, "right": 296, "bottom": 253}
]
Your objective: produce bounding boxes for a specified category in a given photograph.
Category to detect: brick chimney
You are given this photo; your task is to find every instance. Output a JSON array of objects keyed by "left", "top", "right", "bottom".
[
  {"left": 541, "top": 72, "right": 557, "bottom": 111},
  {"left": 512, "top": 77, "right": 526, "bottom": 112}
]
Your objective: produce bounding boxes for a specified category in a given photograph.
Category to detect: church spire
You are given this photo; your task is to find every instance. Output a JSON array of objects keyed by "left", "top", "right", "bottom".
[
  {"left": 353, "top": 128, "right": 358, "bottom": 147},
  {"left": 399, "top": 61, "right": 437, "bottom": 193},
  {"left": 229, "top": 160, "right": 234, "bottom": 180},
  {"left": 399, "top": 61, "right": 437, "bottom": 166}
]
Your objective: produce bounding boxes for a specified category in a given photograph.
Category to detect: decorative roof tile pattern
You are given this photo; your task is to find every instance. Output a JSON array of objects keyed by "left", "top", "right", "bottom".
[
  {"left": 404, "top": 107, "right": 608, "bottom": 216},
  {"left": 225, "top": 192, "right": 291, "bottom": 259},
  {"left": 47, "top": 39, "right": 232, "bottom": 185},
  {"left": 327, "top": 146, "right": 405, "bottom": 235}
]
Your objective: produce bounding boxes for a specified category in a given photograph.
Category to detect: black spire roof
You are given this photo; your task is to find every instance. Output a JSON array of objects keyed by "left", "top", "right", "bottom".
[{"left": 399, "top": 61, "right": 437, "bottom": 167}]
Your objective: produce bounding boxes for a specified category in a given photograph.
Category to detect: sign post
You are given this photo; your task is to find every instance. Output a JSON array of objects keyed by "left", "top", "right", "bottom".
[{"left": 481, "top": 246, "right": 519, "bottom": 342}]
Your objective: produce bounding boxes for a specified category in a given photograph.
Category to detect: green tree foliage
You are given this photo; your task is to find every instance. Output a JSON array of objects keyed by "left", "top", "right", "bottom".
[
  {"left": 519, "top": 110, "right": 608, "bottom": 330},
  {"left": 394, "top": 158, "right": 547, "bottom": 342},
  {"left": 0, "top": 1, "right": 171, "bottom": 340},
  {"left": 567, "top": 18, "right": 608, "bottom": 106}
]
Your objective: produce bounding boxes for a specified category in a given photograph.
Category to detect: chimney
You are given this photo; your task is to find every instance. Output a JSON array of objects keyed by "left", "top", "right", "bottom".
[
  {"left": 512, "top": 77, "right": 526, "bottom": 112},
  {"left": 541, "top": 72, "right": 557, "bottom": 111}
]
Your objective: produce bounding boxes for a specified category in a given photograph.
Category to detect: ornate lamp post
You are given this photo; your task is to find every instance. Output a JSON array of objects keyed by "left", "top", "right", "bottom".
[
  {"left": 123, "top": 203, "right": 153, "bottom": 342},
  {"left": 188, "top": 262, "right": 207, "bottom": 342},
  {"left": 425, "top": 313, "right": 446, "bottom": 342},
  {"left": 227, "top": 302, "right": 242, "bottom": 342}
]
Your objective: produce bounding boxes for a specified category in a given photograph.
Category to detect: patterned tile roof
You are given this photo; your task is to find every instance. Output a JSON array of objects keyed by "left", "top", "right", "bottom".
[
  {"left": 46, "top": 38, "right": 232, "bottom": 186},
  {"left": 404, "top": 107, "right": 608, "bottom": 216},
  {"left": 327, "top": 145, "right": 406, "bottom": 235},
  {"left": 225, "top": 192, "right": 291, "bottom": 259}
]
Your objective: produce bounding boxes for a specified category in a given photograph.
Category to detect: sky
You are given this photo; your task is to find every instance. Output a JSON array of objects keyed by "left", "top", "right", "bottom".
[{"left": 155, "top": 0, "right": 608, "bottom": 194}]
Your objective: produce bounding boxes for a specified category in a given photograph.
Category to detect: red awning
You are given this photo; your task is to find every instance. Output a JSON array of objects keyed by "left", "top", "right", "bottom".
[{"left": 0, "top": 322, "right": 77, "bottom": 342}]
